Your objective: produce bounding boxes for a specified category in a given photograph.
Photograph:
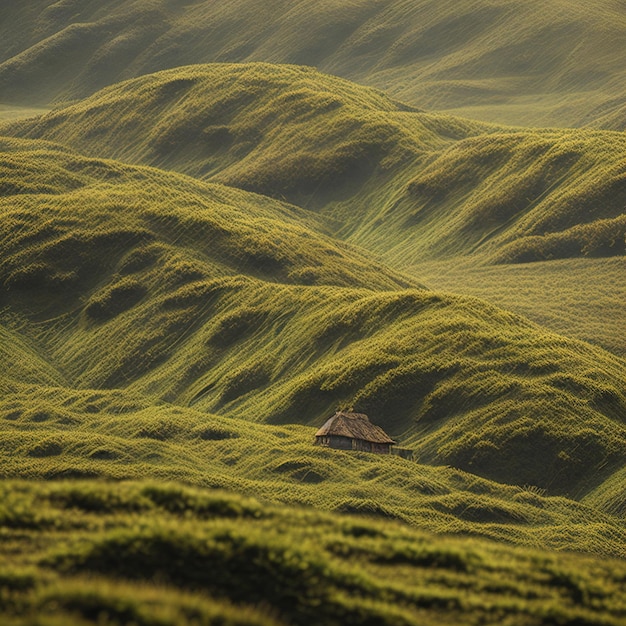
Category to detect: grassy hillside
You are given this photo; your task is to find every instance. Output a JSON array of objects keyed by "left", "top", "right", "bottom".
[
  {"left": 7, "top": 62, "right": 623, "bottom": 361},
  {"left": 3, "top": 381, "right": 626, "bottom": 556},
  {"left": 379, "top": 129, "right": 626, "bottom": 266},
  {"left": 2, "top": 6, "right": 626, "bottom": 624},
  {"left": 1, "top": 0, "right": 626, "bottom": 128},
  {"left": 0, "top": 135, "right": 413, "bottom": 292},
  {"left": 6, "top": 63, "right": 625, "bottom": 271},
  {"left": 415, "top": 257, "right": 626, "bottom": 358},
  {"left": 583, "top": 465, "right": 626, "bottom": 518},
  {"left": 2, "top": 480, "right": 626, "bottom": 626},
  {"left": 1, "top": 138, "right": 625, "bottom": 499},
  {"left": 1, "top": 62, "right": 449, "bottom": 208}
]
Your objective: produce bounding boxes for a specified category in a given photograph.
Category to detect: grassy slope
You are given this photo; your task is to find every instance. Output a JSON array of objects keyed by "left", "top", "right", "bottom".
[
  {"left": 0, "top": 105, "right": 49, "bottom": 122},
  {"left": 2, "top": 481, "right": 626, "bottom": 626},
  {"left": 5, "top": 65, "right": 626, "bottom": 355},
  {"left": 584, "top": 466, "right": 626, "bottom": 519},
  {"left": 414, "top": 257, "right": 626, "bottom": 358},
  {"left": 0, "top": 135, "right": 413, "bottom": 293},
  {"left": 1, "top": 0, "right": 626, "bottom": 128},
  {"left": 1, "top": 138, "right": 625, "bottom": 500},
  {"left": 1, "top": 7, "right": 625, "bottom": 623},
  {"left": 1, "top": 62, "right": 447, "bottom": 204},
  {"left": 5, "top": 63, "right": 624, "bottom": 359},
  {"left": 3, "top": 382, "right": 626, "bottom": 556},
  {"left": 5, "top": 63, "right": 625, "bottom": 271}
]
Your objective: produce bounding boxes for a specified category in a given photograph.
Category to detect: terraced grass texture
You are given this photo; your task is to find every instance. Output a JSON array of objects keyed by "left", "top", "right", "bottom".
[
  {"left": 1, "top": 0, "right": 626, "bottom": 128},
  {"left": 1, "top": 8, "right": 625, "bottom": 625},
  {"left": 2, "top": 380, "right": 626, "bottom": 554},
  {"left": 1, "top": 138, "right": 625, "bottom": 500}
]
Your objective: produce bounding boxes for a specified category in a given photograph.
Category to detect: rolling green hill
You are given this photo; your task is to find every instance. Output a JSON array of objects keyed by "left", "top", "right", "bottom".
[
  {"left": 1, "top": 137, "right": 625, "bottom": 501},
  {"left": 415, "top": 257, "right": 626, "bottom": 358},
  {"left": 1, "top": 0, "right": 626, "bottom": 128},
  {"left": 6, "top": 64, "right": 624, "bottom": 271},
  {"left": 2, "top": 5, "right": 626, "bottom": 625},
  {"left": 1, "top": 62, "right": 448, "bottom": 203},
  {"left": 0, "top": 135, "right": 412, "bottom": 293},
  {"left": 7, "top": 62, "right": 623, "bottom": 361},
  {"left": 4, "top": 379, "right": 626, "bottom": 555}
]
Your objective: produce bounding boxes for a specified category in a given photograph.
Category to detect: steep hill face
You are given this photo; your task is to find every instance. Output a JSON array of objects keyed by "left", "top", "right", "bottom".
[
  {"left": 7, "top": 64, "right": 625, "bottom": 269},
  {"left": 1, "top": 0, "right": 625, "bottom": 128},
  {"left": 2, "top": 138, "right": 625, "bottom": 498}
]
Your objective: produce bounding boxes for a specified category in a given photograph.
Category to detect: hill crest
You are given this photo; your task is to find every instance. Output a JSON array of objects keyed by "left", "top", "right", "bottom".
[{"left": 5, "top": 63, "right": 624, "bottom": 270}]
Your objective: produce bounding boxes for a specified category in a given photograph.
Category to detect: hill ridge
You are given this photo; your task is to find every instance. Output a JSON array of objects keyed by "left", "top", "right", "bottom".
[{"left": 5, "top": 63, "right": 624, "bottom": 272}]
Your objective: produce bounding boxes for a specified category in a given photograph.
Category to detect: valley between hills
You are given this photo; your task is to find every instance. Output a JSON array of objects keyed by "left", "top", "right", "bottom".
[{"left": 0, "top": 2, "right": 625, "bottom": 625}]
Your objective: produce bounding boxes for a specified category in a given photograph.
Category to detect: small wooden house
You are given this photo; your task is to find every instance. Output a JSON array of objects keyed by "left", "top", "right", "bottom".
[{"left": 314, "top": 411, "right": 396, "bottom": 454}]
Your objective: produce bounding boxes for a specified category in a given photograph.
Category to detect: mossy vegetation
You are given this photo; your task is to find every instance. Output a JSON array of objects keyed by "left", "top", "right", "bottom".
[
  {"left": 5, "top": 65, "right": 625, "bottom": 276},
  {"left": 1, "top": 480, "right": 626, "bottom": 626},
  {"left": 0, "top": 139, "right": 624, "bottom": 502},
  {"left": 2, "top": 385, "right": 626, "bottom": 556}
]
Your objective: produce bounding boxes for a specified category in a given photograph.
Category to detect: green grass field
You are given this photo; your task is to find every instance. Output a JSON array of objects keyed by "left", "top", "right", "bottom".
[
  {"left": 2, "top": 480, "right": 626, "bottom": 626},
  {"left": 1, "top": 138, "right": 625, "bottom": 500},
  {"left": 5, "top": 64, "right": 625, "bottom": 271},
  {"left": 1, "top": 4, "right": 626, "bottom": 624}
]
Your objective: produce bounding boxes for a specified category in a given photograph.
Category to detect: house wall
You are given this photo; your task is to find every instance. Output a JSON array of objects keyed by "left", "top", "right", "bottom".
[
  {"left": 315, "top": 435, "right": 392, "bottom": 454},
  {"left": 315, "top": 435, "right": 352, "bottom": 449},
  {"left": 352, "top": 439, "right": 373, "bottom": 453},
  {"left": 329, "top": 435, "right": 353, "bottom": 450}
]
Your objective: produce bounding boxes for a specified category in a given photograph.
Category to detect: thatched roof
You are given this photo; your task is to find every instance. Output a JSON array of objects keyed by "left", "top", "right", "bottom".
[{"left": 315, "top": 411, "right": 396, "bottom": 444}]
